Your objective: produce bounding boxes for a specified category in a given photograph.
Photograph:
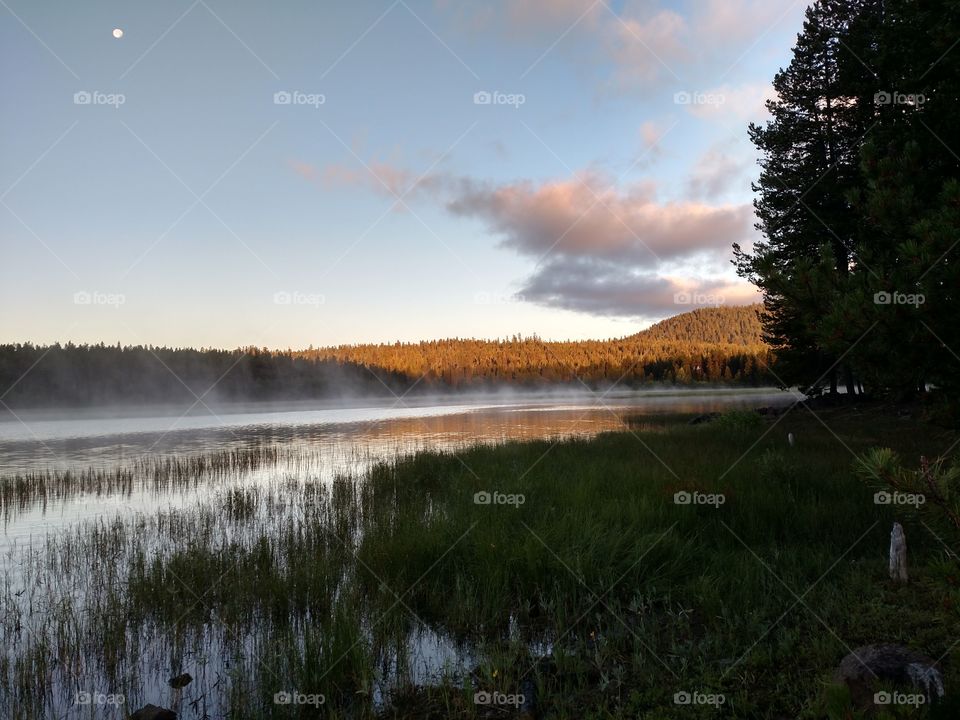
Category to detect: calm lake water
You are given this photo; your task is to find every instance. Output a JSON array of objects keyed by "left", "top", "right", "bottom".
[
  {"left": 0, "top": 389, "right": 798, "bottom": 549},
  {"left": 0, "top": 388, "right": 797, "bottom": 470},
  {"left": 1, "top": 388, "right": 800, "bottom": 718}
]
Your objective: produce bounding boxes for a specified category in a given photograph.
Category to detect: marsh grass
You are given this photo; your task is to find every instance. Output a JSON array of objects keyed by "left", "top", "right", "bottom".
[
  {"left": 0, "top": 445, "right": 288, "bottom": 521},
  {"left": 1, "top": 407, "right": 958, "bottom": 718}
]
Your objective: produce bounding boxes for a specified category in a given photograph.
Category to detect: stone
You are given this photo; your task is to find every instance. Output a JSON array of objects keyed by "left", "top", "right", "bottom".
[
  {"left": 129, "top": 705, "right": 177, "bottom": 720},
  {"left": 168, "top": 672, "right": 193, "bottom": 689},
  {"left": 836, "top": 643, "right": 943, "bottom": 709}
]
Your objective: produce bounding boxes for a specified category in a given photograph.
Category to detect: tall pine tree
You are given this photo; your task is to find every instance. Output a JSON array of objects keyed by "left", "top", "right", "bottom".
[
  {"left": 735, "top": 0, "right": 881, "bottom": 395},
  {"left": 836, "top": 0, "right": 960, "bottom": 399}
]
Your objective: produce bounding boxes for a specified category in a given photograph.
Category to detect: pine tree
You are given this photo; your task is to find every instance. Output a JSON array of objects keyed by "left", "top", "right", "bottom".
[
  {"left": 838, "top": 0, "right": 960, "bottom": 398},
  {"left": 735, "top": 0, "right": 880, "bottom": 395}
]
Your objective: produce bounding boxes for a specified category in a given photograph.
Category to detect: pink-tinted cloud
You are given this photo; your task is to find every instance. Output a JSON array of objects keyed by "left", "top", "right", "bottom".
[
  {"left": 447, "top": 173, "right": 753, "bottom": 262},
  {"left": 687, "top": 144, "right": 753, "bottom": 199},
  {"left": 436, "top": 0, "right": 810, "bottom": 91},
  {"left": 681, "top": 82, "right": 775, "bottom": 122},
  {"left": 692, "top": 0, "right": 807, "bottom": 46},
  {"left": 606, "top": 9, "right": 690, "bottom": 88},
  {"left": 294, "top": 158, "right": 759, "bottom": 319}
]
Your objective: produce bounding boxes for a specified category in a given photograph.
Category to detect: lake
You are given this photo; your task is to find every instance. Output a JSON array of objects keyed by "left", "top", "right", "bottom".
[
  {"left": 0, "top": 388, "right": 798, "bottom": 718},
  {"left": 0, "top": 388, "right": 797, "bottom": 546}
]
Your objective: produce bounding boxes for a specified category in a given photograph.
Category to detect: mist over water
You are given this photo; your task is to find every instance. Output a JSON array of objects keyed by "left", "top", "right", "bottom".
[
  {"left": 0, "top": 389, "right": 797, "bottom": 553},
  {"left": 0, "top": 388, "right": 796, "bottom": 472},
  {"left": 0, "top": 388, "right": 799, "bottom": 717}
]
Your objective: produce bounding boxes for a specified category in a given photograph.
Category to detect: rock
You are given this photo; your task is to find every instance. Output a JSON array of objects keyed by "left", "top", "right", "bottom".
[
  {"left": 688, "top": 412, "right": 720, "bottom": 425},
  {"left": 129, "top": 705, "right": 177, "bottom": 720},
  {"left": 836, "top": 643, "right": 944, "bottom": 709},
  {"left": 755, "top": 406, "right": 785, "bottom": 417},
  {"left": 168, "top": 672, "right": 192, "bottom": 689}
]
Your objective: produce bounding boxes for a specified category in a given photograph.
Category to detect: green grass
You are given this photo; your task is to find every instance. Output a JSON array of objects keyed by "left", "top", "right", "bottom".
[{"left": 1, "top": 406, "right": 958, "bottom": 718}]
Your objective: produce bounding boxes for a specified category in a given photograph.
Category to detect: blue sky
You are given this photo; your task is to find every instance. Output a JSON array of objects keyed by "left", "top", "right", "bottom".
[{"left": 1, "top": 0, "right": 810, "bottom": 348}]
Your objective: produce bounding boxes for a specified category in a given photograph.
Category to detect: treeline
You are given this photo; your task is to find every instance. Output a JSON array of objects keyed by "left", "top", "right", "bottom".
[
  {"left": 736, "top": 0, "right": 960, "bottom": 400},
  {"left": 306, "top": 337, "right": 770, "bottom": 389},
  {"left": 305, "top": 305, "right": 770, "bottom": 388},
  {"left": 0, "top": 307, "right": 773, "bottom": 407},
  {"left": 0, "top": 344, "right": 410, "bottom": 408}
]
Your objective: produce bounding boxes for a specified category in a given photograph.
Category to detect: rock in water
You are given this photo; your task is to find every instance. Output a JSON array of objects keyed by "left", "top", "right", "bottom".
[
  {"left": 836, "top": 643, "right": 943, "bottom": 709},
  {"left": 889, "top": 522, "right": 908, "bottom": 582},
  {"left": 168, "top": 672, "right": 192, "bottom": 689},
  {"left": 129, "top": 705, "right": 177, "bottom": 720}
]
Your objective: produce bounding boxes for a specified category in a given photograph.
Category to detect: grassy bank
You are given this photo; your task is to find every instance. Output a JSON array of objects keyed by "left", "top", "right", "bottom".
[{"left": 2, "top": 406, "right": 958, "bottom": 718}]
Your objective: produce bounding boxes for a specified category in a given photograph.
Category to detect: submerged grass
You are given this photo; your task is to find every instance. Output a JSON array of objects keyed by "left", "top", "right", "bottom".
[{"left": 1, "top": 406, "right": 958, "bottom": 718}]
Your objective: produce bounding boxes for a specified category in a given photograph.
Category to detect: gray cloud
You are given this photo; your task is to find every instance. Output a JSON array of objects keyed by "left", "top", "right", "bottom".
[
  {"left": 299, "top": 158, "right": 760, "bottom": 319},
  {"left": 519, "top": 256, "right": 759, "bottom": 318}
]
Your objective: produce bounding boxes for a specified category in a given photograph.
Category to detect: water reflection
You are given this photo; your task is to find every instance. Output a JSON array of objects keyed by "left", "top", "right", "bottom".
[{"left": 0, "top": 389, "right": 797, "bottom": 475}]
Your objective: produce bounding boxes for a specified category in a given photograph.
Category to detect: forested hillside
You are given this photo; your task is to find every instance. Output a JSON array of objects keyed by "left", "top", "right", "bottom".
[
  {"left": 307, "top": 305, "right": 770, "bottom": 388},
  {"left": 632, "top": 305, "right": 763, "bottom": 345},
  {"left": 0, "top": 306, "right": 773, "bottom": 407}
]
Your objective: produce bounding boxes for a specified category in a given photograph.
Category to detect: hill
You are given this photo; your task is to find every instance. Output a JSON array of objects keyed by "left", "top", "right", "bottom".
[
  {"left": 304, "top": 304, "right": 770, "bottom": 389},
  {"left": 633, "top": 304, "right": 764, "bottom": 345}
]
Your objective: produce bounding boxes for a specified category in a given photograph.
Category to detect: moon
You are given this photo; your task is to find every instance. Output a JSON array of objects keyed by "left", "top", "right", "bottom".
[{"left": 112, "top": 28, "right": 124, "bottom": 39}]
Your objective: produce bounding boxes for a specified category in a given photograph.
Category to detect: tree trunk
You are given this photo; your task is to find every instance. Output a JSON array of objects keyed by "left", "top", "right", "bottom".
[{"left": 844, "top": 365, "right": 856, "bottom": 396}]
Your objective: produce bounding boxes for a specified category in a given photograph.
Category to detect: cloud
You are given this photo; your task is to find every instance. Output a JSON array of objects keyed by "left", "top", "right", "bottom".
[
  {"left": 297, "top": 158, "right": 758, "bottom": 319},
  {"left": 437, "top": 0, "right": 809, "bottom": 91},
  {"left": 437, "top": 0, "right": 602, "bottom": 40},
  {"left": 692, "top": 0, "right": 809, "bottom": 46},
  {"left": 446, "top": 172, "right": 753, "bottom": 263},
  {"left": 445, "top": 171, "right": 756, "bottom": 318},
  {"left": 637, "top": 120, "right": 669, "bottom": 164},
  {"left": 687, "top": 144, "right": 753, "bottom": 200},
  {"left": 606, "top": 9, "right": 689, "bottom": 88},
  {"left": 504, "top": 0, "right": 603, "bottom": 34},
  {"left": 519, "top": 256, "right": 759, "bottom": 317},
  {"left": 681, "top": 82, "right": 775, "bottom": 122},
  {"left": 289, "top": 160, "right": 320, "bottom": 183},
  {"left": 303, "top": 160, "right": 445, "bottom": 201},
  {"left": 639, "top": 120, "right": 663, "bottom": 149}
]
